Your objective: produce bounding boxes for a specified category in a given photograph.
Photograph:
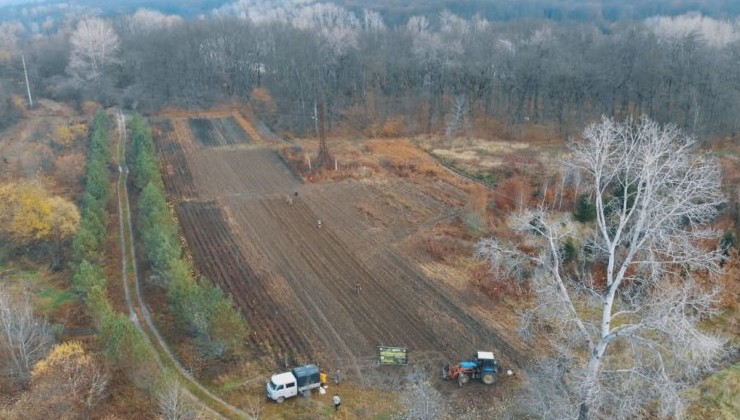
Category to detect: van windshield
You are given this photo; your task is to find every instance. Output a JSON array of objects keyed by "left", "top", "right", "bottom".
[{"left": 268, "top": 380, "right": 278, "bottom": 390}]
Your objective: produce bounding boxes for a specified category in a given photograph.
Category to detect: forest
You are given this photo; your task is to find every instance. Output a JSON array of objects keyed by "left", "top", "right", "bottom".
[
  {"left": 0, "top": 1, "right": 738, "bottom": 419},
  {"left": 0, "top": 1, "right": 739, "bottom": 140}
]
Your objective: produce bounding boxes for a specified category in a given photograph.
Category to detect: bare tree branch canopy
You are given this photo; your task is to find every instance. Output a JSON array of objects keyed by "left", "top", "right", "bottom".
[
  {"left": 154, "top": 373, "right": 196, "bottom": 420},
  {"left": 477, "top": 116, "right": 727, "bottom": 419},
  {"left": 67, "top": 17, "right": 120, "bottom": 93},
  {"left": 0, "top": 283, "right": 54, "bottom": 386},
  {"left": 400, "top": 367, "right": 445, "bottom": 420}
]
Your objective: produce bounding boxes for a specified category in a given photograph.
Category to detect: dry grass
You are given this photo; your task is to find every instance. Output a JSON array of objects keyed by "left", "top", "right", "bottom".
[
  {"left": 159, "top": 99, "right": 245, "bottom": 119},
  {"left": 231, "top": 109, "right": 262, "bottom": 143},
  {"left": 366, "top": 138, "right": 445, "bottom": 177},
  {"left": 687, "top": 362, "right": 740, "bottom": 420},
  {"left": 171, "top": 118, "right": 197, "bottom": 151},
  {"left": 244, "top": 383, "right": 401, "bottom": 419}
]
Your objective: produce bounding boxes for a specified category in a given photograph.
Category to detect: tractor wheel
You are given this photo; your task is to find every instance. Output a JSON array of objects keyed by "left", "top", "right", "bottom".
[
  {"left": 277, "top": 396, "right": 285, "bottom": 403},
  {"left": 458, "top": 374, "right": 469, "bottom": 387},
  {"left": 482, "top": 372, "right": 496, "bottom": 385}
]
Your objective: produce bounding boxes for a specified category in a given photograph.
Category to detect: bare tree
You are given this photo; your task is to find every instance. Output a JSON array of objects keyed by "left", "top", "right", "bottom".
[
  {"left": 0, "top": 283, "right": 54, "bottom": 386},
  {"left": 400, "top": 367, "right": 445, "bottom": 420},
  {"left": 154, "top": 372, "right": 196, "bottom": 420},
  {"left": 446, "top": 93, "right": 468, "bottom": 140},
  {"left": 477, "top": 116, "right": 727, "bottom": 419},
  {"left": 245, "top": 396, "right": 262, "bottom": 420},
  {"left": 0, "top": 22, "right": 23, "bottom": 56},
  {"left": 126, "top": 8, "right": 183, "bottom": 34},
  {"left": 67, "top": 17, "right": 120, "bottom": 97}
]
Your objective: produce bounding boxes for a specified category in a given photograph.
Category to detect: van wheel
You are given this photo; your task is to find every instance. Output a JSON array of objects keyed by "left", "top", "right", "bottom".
[{"left": 277, "top": 396, "right": 285, "bottom": 403}]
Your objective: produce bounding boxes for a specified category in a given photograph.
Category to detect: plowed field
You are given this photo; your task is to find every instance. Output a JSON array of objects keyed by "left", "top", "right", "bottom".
[
  {"left": 189, "top": 117, "right": 251, "bottom": 147},
  {"left": 156, "top": 118, "right": 527, "bottom": 382}
]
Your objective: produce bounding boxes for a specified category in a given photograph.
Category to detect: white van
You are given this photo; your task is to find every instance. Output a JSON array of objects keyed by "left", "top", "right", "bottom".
[{"left": 266, "top": 364, "right": 321, "bottom": 403}]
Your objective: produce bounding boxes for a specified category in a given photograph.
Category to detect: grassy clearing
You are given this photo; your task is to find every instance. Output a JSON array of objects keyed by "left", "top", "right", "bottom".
[
  {"left": 687, "top": 362, "right": 740, "bottom": 420},
  {"left": 0, "top": 266, "right": 75, "bottom": 315},
  {"left": 36, "top": 287, "right": 75, "bottom": 312}
]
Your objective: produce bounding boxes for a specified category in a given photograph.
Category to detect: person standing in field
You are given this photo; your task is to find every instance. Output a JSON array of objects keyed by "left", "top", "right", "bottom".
[
  {"left": 320, "top": 370, "right": 328, "bottom": 387},
  {"left": 333, "top": 394, "right": 341, "bottom": 411},
  {"left": 334, "top": 369, "right": 341, "bottom": 385}
]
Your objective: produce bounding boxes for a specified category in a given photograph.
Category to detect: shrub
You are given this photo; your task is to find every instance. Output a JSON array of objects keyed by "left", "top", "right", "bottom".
[
  {"left": 573, "top": 193, "right": 596, "bottom": 223},
  {"left": 463, "top": 211, "right": 485, "bottom": 237},
  {"left": 72, "top": 259, "right": 106, "bottom": 295},
  {"left": 721, "top": 230, "right": 737, "bottom": 253},
  {"left": 560, "top": 238, "right": 579, "bottom": 264},
  {"left": 142, "top": 225, "right": 181, "bottom": 276}
]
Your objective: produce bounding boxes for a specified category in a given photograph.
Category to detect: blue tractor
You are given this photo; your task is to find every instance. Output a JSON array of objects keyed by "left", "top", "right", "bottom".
[{"left": 442, "top": 351, "right": 501, "bottom": 387}]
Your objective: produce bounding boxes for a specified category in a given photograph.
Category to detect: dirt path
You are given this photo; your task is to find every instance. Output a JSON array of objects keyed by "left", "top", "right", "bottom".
[{"left": 115, "top": 111, "right": 253, "bottom": 420}]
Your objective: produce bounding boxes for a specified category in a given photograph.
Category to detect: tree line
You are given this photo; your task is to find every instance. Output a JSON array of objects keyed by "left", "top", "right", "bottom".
[
  {"left": 129, "top": 114, "right": 248, "bottom": 360},
  {"left": 70, "top": 110, "right": 159, "bottom": 389},
  {"left": 117, "top": 10, "right": 740, "bottom": 138},
  {"left": 4, "top": 7, "right": 739, "bottom": 139}
]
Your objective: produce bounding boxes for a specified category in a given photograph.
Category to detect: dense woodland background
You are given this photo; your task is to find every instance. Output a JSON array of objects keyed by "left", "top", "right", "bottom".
[
  {"left": 0, "top": 0, "right": 739, "bottom": 140},
  {"left": 0, "top": 2, "right": 738, "bottom": 418}
]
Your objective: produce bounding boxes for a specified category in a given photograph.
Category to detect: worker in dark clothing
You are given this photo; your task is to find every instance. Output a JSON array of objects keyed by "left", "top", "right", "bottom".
[
  {"left": 333, "top": 394, "right": 341, "bottom": 411},
  {"left": 334, "top": 369, "right": 341, "bottom": 385}
]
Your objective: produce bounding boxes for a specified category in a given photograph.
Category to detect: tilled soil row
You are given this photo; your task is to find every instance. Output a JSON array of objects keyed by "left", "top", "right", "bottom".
[
  {"left": 157, "top": 130, "right": 197, "bottom": 200},
  {"left": 176, "top": 201, "right": 311, "bottom": 360},
  {"left": 188, "top": 117, "right": 250, "bottom": 147},
  {"left": 187, "top": 148, "right": 298, "bottom": 201}
]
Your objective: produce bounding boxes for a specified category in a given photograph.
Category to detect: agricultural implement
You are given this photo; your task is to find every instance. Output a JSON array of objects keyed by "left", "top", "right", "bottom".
[{"left": 442, "top": 351, "right": 501, "bottom": 387}]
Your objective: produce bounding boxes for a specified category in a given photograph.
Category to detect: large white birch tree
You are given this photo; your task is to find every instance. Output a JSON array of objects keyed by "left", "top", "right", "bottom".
[
  {"left": 476, "top": 116, "right": 727, "bottom": 419},
  {"left": 67, "top": 17, "right": 120, "bottom": 97}
]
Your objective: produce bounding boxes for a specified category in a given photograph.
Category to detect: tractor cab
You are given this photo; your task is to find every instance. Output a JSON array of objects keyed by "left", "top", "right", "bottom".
[{"left": 475, "top": 351, "right": 500, "bottom": 374}]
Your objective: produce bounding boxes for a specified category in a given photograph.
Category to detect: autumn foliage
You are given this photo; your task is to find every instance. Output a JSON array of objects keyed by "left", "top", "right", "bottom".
[
  {"left": 494, "top": 175, "right": 533, "bottom": 212},
  {"left": 366, "top": 139, "right": 442, "bottom": 177},
  {"left": 463, "top": 184, "right": 489, "bottom": 235},
  {"left": 52, "top": 122, "right": 88, "bottom": 149},
  {"left": 0, "top": 180, "right": 80, "bottom": 247},
  {"left": 2, "top": 341, "right": 110, "bottom": 419},
  {"left": 250, "top": 87, "right": 277, "bottom": 118}
]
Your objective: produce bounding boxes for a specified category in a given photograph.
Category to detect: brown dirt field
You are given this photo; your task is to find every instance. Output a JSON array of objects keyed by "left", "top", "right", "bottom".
[{"left": 155, "top": 118, "right": 529, "bottom": 391}]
